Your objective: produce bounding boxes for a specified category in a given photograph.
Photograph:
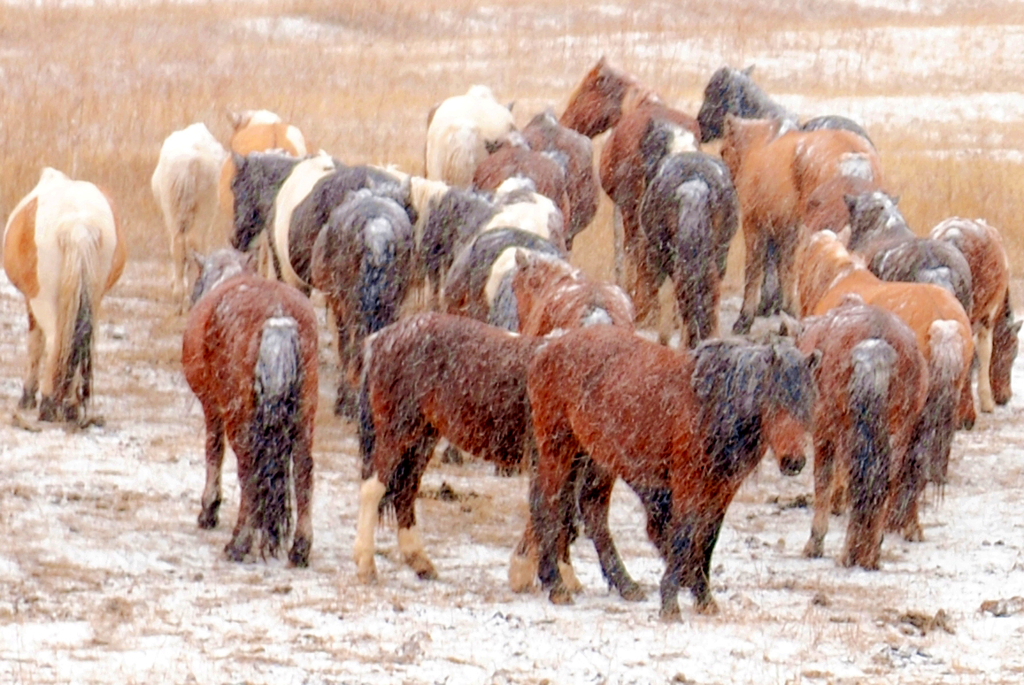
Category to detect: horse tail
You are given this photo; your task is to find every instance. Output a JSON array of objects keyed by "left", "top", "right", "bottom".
[
  {"left": 440, "top": 121, "right": 484, "bottom": 187},
  {"left": 846, "top": 338, "right": 896, "bottom": 566},
  {"left": 251, "top": 314, "right": 304, "bottom": 558},
  {"left": 360, "top": 216, "right": 401, "bottom": 336},
  {"left": 357, "top": 329, "right": 396, "bottom": 522},
  {"left": 675, "top": 178, "right": 716, "bottom": 346},
  {"left": 891, "top": 319, "right": 965, "bottom": 529},
  {"left": 170, "top": 158, "right": 202, "bottom": 235},
  {"left": 56, "top": 223, "right": 99, "bottom": 414}
]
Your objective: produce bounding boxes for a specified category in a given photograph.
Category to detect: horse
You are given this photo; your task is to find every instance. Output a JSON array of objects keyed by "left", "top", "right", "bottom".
[
  {"left": 425, "top": 85, "right": 516, "bottom": 186},
  {"left": 354, "top": 312, "right": 544, "bottom": 584},
  {"left": 151, "top": 122, "right": 227, "bottom": 313},
  {"left": 845, "top": 191, "right": 974, "bottom": 318},
  {"left": 230, "top": 151, "right": 303, "bottom": 255},
  {"left": 639, "top": 151, "right": 739, "bottom": 346},
  {"left": 472, "top": 134, "right": 573, "bottom": 230},
  {"left": 696, "top": 65, "right": 872, "bottom": 145},
  {"left": 4, "top": 167, "right": 127, "bottom": 424},
  {"left": 419, "top": 185, "right": 497, "bottom": 306},
  {"left": 560, "top": 58, "right": 702, "bottom": 317},
  {"left": 798, "top": 230, "right": 974, "bottom": 541},
  {"left": 795, "top": 298, "right": 928, "bottom": 569},
  {"left": 521, "top": 109, "right": 599, "bottom": 247},
  {"left": 930, "top": 217, "right": 1018, "bottom": 411},
  {"left": 505, "top": 249, "right": 636, "bottom": 593},
  {"left": 442, "top": 226, "right": 564, "bottom": 328},
  {"left": 310, "top": 190, "right": 415, "bottom": 417},
  {"left": 720, "top": 115, "right": 883, "bottom": 333},
  {"left": 183, "top": 249, "right": 318, "bottom": 566},
  {"left": 269, "top": 151, "right": 336, "bottom": 288},
  {"left": 285, "top": 163, "right": 415, "bottom": 291},
  {"left": 218, "top": 109, "right": 307, "bottom": 215},
  {"left": 528, "top": 326, "right": 816, "bottom": 620}
]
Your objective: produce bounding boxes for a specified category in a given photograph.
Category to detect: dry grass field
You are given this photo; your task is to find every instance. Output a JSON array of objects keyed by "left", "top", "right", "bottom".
[{"left": 2, "top": 1, "right": 1024, "bottom": 683}]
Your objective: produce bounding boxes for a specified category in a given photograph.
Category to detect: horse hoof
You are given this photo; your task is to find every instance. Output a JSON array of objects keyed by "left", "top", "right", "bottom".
[
  {"left": 440, "top": 445, "right": 463, "bottom": 465},
  {"left": 356, "top": 561, "right": 378, "bottom": 585},
  {"left": 508, "top": 553, "right": 539, "bottom": 593},
  {"left": 38, "top": 396, "right": 59, "bottom": 423},
  {"left": 696, "top": 597, "right": 720, "bottom": 616},
  {"left": 289, "top": 538, "right": 312, "bottom": 568},
  {"left": 618, "top": 582, "right": 646, "bottom": 602},
  {"left": 197, "top": 509, "right": 219, "bottom": 530},
  {"left": 18, "top": 390, "right": 36, "bottom": 410},
  {"left": 558, "top": 561, "right": 584, "bottom": 594},
  {"left": 224, "top": 537, "right": 251, "bottom": 562},
  {"left": 547, "top": 585, "right": 574, "bottom": 606},
  {"left": 802, "top": 539, "right": 824, "bottom": 559},
  {"left": 407, "top": 553, "right": 438, "bottom": 580},
  {"left": 659, "top": 603, "right": 682, "bottom": 622}
]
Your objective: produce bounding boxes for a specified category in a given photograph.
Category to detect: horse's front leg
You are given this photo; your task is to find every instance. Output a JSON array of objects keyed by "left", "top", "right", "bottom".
[
  {"left": 734, "top": 223, "right": 766, "bottom": 334},
  {"left": 580, "top": 463, "right": 644, "bottom": 601},
  {"left": 775, "top": 228, "right": 804, "bottom": 317},
  {"left": 392, "top": 440, "right": 437, "bottom": 580},
  {"left": 19, "top": 310, "right": 42, "bottom": 410},
  {"left": 658, "top": 514, "right": 695, "bottom": 622},
  {"left": 197, "top": 413, "right": 225, "bottom": 529},
  {"left": 531, "top": 471, "right": 574, "bottom": 605},
  {"left": 803, "top": 437, "right": 835, "bottom": 559},
  {"left": 976, "top": 324, "right": 995, "bottom": 413},
  {"left": 288, "top": 427, "right": 314, "bottom": 568}
]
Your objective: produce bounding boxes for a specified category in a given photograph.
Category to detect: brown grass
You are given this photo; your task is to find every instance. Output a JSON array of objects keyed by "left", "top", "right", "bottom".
[{"left": 2, "top": 0, "right": 1024, "bottom": 282}]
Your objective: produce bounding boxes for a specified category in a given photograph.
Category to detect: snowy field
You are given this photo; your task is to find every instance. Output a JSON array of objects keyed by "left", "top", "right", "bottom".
[{"left": 2, "top": 1, "right": 1024, "bottom": 684}]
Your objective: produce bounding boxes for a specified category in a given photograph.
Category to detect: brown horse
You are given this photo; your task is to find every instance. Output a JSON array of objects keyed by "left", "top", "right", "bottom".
[
  {"left": 521, "top": 109, "right": 599, "bottom": 247},
  {"left": 560, "top": 58, "right": 701, "bottom": 319},
  {"left": 354, "top": 312, "right": 543, "bottom": 584},
  {"left": 472, "top": 135, "right": 572, "bottom": 227},
  {"left": 796, "top": 298, "right": 928, "bottom": 569},
  {"left": 930, "top": 217, "right": 1019, "bottom": 411},
  {"left": 183, "top": 250, "right": 318, "bottom": 566},
  {"left": 798, "top": 230, "right": 974, "bottom": 541},
  {"left": 528, "top": 326, "right": 816, "bottom": 620},
  {"left": 720, "top": 115, "right": 883, "bottom": 333}
]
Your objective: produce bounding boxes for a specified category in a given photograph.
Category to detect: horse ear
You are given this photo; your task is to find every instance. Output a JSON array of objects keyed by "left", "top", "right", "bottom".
[
  {"left": 807, "top": 348, "right": 823, "bottom": 373},
  {"left": 844, "top": 193, "right": 859, "bottom": 215},
  {"left": 891, "top": 194, "right": 901, "bottom": 205},
  {"left": 227, "top": 110, "right": 243, "bottom": 130},
  {"left": 743, "top": 65, "right": 755, "bottom": 76},
  {"left": 1012, "top": 319, "right": 1023, "bottom": 335},
  {"left": 514, "top": 248, "right": 530, "bottom": 269}
]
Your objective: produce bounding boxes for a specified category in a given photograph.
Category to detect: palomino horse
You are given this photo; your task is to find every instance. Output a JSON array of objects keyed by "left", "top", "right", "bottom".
[
  {"left": 218, "top": 109, "right": 307, "bottom": 215},
  {"left": 505, "top": 249, "right": 635, "bottom": 593},
  {"left": 521, "top": 109, "right": 599, "bottom": 246},
  {"left": 931, "top": 216, "right": 1020, "bottom": 410},
  {"left": 720, "top": 115, "right": 883, "bottom": 333},
  {"left": 151, "top": 122, "right": 227, "bottom": 313},
  {"left": 528, "top": 326, "right": 816, "bottom": 619},
  {"left": 639, "top": 151, "right": 739, "bottom": 345},
  {"left": 696, "top": 65, "right": 873, "bottom": 145},
  {"left": 354, "top": 312, "right": 543, "bottom": 584},
  {"left": 4, "top": 168, "right": 126, "bottom": 423},
  {"left": 472, "top": 134, "right": 573, "bottom": 228},
  {"left": 183, "top": 249, "right": 318, "bottom": 566},
  {"left": 310, "top": 190, "right": 415, "bottom": 417},
  {"left": 425, "top": 85, "right": 515, "bottom": 186},
  {"left": 796, "top": 298, "right": 928, "bottom": 569},
  {"left": 798, "top": 230, "right": 974, "bottom": 540},
  {"left": 560, "top": 58, "right": 701, "bottom": 317},
  {"left": 845, "top": 191, "right": 974, "bottom": 317}
]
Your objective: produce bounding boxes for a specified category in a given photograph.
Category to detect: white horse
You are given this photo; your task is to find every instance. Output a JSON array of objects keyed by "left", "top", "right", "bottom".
[
  {"left": 3, "top": 168, "right": 126, "bottom": 423},
  {"left": 425, "top": 85, "right": 515, "bottom": 186},
  {"left": 151, "top": 122, "right": 227, "bottom": 312}
]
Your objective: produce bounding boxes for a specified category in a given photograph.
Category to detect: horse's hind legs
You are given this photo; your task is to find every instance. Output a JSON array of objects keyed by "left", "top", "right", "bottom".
[
  {"left": 354, "top": 476, "right": 387, "bottom": 583},
  {"left": 198, "top": 417, "right": 225, "bottom": 529},
  {"left": 582, "top": 464, "right": 644, "bottom": 601},
  {"left": 19, "top": 313, "right": 42, "bottom": 410}
]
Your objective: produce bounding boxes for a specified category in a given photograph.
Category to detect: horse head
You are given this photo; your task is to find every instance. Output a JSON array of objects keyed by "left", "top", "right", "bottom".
[
  {"left": 697, "top": 66, "right": 745, "bottom": 143},
  {"left": 190, "top": 248, "right": 254, "bottom": 305},
  {"left": 763, "top": 342, "right": 818, "bottom": 476},
  {"left": 992, "top": 292, "right": 1021, "bottom": 405},
  {"left": 844, "top": 190, "right": 910, "bottom": 251},
  {"left": 561, "top": 57, "right": 642, "bottom": 138}
]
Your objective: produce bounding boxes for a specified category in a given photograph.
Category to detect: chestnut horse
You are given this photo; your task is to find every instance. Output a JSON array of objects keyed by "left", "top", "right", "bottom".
[
  {"left": 354, "top": 312, "right": 543, "bottom": 584},
  {"left": 310, "top": 190, "right": 415, "bottom": 417},
  {"left": 697, "top": 65, "right": 872, "bottom": 145},
  {"left": 183, "top": 249, "right": 318, "bottom": 566},
  {"left": 796, "top": 298, "right": 928, "bottom": 569},
  {"left": 528, "top": 326, "right": 816, "bottom": 620},
  {"left": 639, "top": 151, "right": 739, "bottom": 345},
  {"left": 720, "top": 115, "right": 883, "bottom": 333},
  {"left": 521, "top": 109, "right": 599, "bottom": 246},
  {"left": 4, "top": 168, "right": 126, "bottom": 423},
  {"left": 472, "top": 134, "right": 572, "bottom": 228},
  {"left": 560, "top": 58, "right": 701, "bottom": 318},
  {"left": 798, "top": 230, "right": 974, "bottom": 541},
  {"left": 151, "top": 122, "right": 227, "bottom": 313},
  {"left": 931, "top": 217, "right": 1018, "bottom": 411}
]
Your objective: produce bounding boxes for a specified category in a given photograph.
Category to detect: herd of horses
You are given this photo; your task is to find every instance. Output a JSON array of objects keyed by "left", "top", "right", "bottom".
[{"left": 3, "top": 58, "right": 1020, "bottom": 621}]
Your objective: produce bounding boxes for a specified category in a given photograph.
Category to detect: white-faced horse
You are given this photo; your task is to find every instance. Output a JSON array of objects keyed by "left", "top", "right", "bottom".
[
  {"left": 425, "top": 85, "right": 515, "bottom": 186},
  {"left": 3, "top": 168, "right": 126, "bottom": 423},
  {"left": 151, "top": 122, "right": 228, "bottom": 312}
]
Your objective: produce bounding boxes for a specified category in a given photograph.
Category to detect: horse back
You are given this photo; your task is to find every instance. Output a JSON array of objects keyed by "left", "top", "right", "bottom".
[{"left": 932, "top": 218, "right": 1010, "bottom": 327}]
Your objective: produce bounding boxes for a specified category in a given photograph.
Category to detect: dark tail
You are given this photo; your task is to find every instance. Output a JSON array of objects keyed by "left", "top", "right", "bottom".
[
  {"left": 675, "top": 179, "right": 717, "bottom": 347},
  {"left": 357, "top": 334, "right": 377, "bottom": 483},
  {"left": 361, "top": 216, "right": 402, "bottom": 336},
  {"left": 250, "top": 315, "right": 304, "bottom": 558},
  {"left": 846, "top": 339, "right": 895, "bottom": 568}
]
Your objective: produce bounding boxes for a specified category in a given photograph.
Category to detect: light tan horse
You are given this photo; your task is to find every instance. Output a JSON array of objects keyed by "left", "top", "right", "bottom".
[
  {"left": 3, "top": 168, "right": 126, "bottom": 423},
  {"left": 425, "top": 85, "right": 515, "bottom": 186}
]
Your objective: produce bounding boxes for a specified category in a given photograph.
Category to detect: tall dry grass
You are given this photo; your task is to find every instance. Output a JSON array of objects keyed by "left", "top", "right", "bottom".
[{"left": 2, "top": 0, "right": 1023, "bottom": 280}]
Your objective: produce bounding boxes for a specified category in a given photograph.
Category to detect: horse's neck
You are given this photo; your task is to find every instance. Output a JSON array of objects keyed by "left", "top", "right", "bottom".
[{"left": 621, "top": 85, "right": 661, "bottom": 118}]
